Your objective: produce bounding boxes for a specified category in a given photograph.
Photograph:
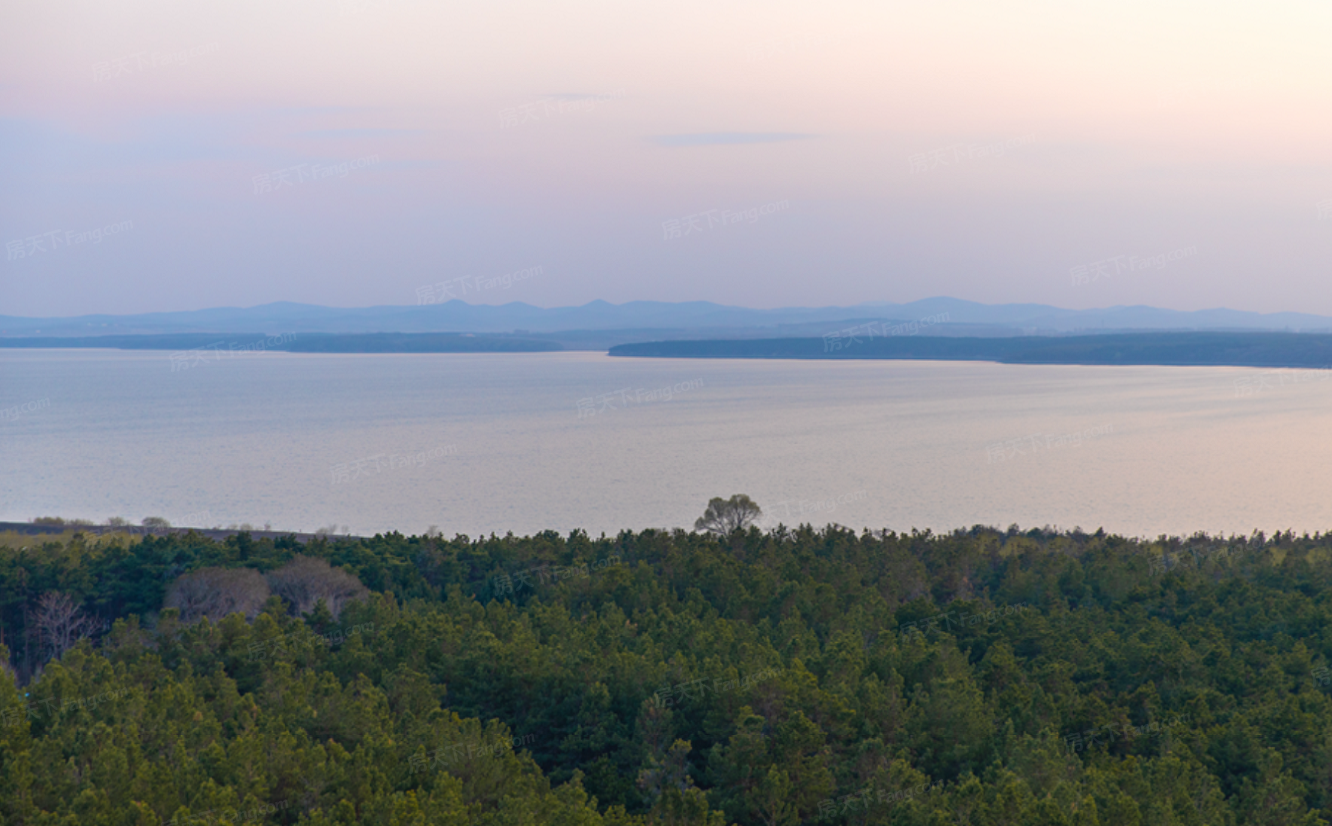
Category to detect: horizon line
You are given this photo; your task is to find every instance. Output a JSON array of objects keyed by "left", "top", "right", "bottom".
[{"left": 4, "top": 296, "right": 1332, "bottom": 323}]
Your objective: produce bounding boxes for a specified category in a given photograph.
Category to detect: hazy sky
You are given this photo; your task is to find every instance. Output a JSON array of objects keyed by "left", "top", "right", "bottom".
[{"left": 2, "top": 0, "right": 1331, "bottom": 317}]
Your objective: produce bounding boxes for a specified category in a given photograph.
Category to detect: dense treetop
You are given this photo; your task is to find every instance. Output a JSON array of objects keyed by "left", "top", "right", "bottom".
[{"left": 2, "top": 523, "right": 1332, "bottom": 825}]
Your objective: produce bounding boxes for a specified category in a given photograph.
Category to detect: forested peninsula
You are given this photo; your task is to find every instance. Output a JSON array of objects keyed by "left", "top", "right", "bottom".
[
  {"left": 609, "top": 331, "right": 1332, "bottom": 369},
  {"left": 4, "top": 523, "right": 1332, "bottom": 824}
]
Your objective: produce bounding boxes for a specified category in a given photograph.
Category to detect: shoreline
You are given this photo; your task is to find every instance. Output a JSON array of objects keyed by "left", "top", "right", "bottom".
[{"left": 608, "top": 331, "right": 1332, "bottom": 369}]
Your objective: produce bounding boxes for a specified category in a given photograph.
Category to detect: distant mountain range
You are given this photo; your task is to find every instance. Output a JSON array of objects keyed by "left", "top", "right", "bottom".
[{"left": 3, "top": 297, "right": 1331, "bottom": 341}]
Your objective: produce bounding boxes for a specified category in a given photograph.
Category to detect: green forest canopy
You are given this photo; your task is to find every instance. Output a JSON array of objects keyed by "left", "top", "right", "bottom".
[{"left": 2, "top": 523, "right": 1332, "bottom": 825}]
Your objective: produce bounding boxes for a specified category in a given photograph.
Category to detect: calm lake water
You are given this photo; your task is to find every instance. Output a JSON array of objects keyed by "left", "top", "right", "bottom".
[{"left": 2, "top": 349, "right": 1331, "bottom": 539}]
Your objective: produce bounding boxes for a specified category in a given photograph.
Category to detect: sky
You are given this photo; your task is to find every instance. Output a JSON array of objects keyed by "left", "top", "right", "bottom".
[{"left": 2, "top": 0, "right": 1331, "bottom": 318}]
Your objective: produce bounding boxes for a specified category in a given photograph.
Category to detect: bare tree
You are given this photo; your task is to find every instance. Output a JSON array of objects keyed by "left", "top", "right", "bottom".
[
  {"left": 694, "top": 494, "right": 763, "bottom": 536},
  {"left": 141, "top": 516, "right": 171, "bottom": 532},
  {"left": 32, "top": 591, "right": 98, "bottom": 661},
  {"left": 164, "top": 567, "right": 271, "bottom": 624},
  {"left": 266, "top": 555, "right": 369, "bottom": 619}
]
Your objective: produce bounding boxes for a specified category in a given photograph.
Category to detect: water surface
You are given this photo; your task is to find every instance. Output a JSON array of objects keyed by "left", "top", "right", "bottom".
[{"left": 2, "top": 349, "right": 1329, "bottom": 538}]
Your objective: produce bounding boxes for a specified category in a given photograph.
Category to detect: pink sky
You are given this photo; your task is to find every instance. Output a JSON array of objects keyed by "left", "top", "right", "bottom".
[{"left": 2, "top": 0, "right": 1331, "bottom": 316}]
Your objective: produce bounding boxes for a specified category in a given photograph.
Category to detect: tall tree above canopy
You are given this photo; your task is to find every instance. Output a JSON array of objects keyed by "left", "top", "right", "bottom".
[{"left": 694, "top": 495, "right": 762, "bottom": 535}]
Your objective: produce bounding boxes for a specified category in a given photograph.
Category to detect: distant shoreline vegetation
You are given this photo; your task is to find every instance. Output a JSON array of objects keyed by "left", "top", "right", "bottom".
[
  {"left": 609, "top": 331, "right": 1332, "bottom": 369},
  {"left": 6, "top": 330, "right": 1332, "bottom": 366},
  {"left": 3, "top": 517, "right": 1319, "bottom": 550}
]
